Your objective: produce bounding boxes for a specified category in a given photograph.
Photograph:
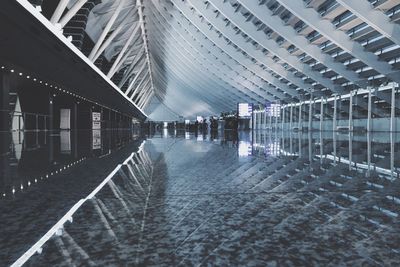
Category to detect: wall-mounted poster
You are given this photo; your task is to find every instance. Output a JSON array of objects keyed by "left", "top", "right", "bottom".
[{"left": 92, "top": 112, "right": 101, "bottom": 130}]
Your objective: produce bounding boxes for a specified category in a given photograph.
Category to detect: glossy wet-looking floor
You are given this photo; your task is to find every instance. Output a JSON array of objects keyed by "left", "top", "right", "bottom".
[{"left": 3, "top": 129, "right": 400, "bottom": 266}]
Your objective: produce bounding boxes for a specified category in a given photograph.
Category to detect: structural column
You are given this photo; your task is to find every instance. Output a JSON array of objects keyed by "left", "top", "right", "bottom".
[
  {"left": 320, "top": 97, "right": 324, "bottom": 131},
  {"left": 390, "top": 83, "right": 396, "bottom": 132},
  {"left": 289, "top": 104, "right": 293, "bottom": 131},
  {"left": 367, "top": 87, "right": 372, "bottom": 132},
  {"left": 298, "top": 102, "right": 302, "bottom": 130},
  {"left": 308, "top": 95, "right": 313, "bottom": 131},
  {"left": 349, "top": 91, "right": 353, "bottom": 131},
  {"left": 333, "top": 95, "right": 337, "bottom": 131}
]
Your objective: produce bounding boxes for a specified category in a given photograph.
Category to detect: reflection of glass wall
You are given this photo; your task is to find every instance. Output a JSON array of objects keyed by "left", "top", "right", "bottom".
[
  {"left": 92, "top": 130, "right": 101, "bottom": 150},
  {"left": 11, "top": 97, "right": 24, "bottom": 131},
  {"left": 60, "top": 131, "right": 71, "bottom": 154}
]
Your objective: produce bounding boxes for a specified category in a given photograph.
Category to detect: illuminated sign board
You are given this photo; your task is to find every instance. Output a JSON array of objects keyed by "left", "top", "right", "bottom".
[
  {"left": 238, "top": 103, "right": 252, "bottom": 117},
  {"left": 265, "top": 103, "right": 281, "bottom": 117}
]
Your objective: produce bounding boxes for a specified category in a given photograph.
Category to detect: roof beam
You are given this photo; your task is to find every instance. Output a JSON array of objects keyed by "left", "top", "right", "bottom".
[
  {"left": 167, "top": 0, "right": 300, "bottom": 101},
  {"left": 183, "top": 0, "right": 302, "bottom": 98},
  {"left": 59, "top": 0, "right": 88, "bottom": 28},
  {"left": 336, "top": 0, "right": 400, "bottom": 47},
  {"left": 147, "top": 3, "right": 271, "bottom": 103},
  {"left": 237, "top": 0, "right": 367, "bottom": 89},
  {"left": 277, "top": 0, "right": 400, "bottom": 85},
  {"left": 148, "top": 38, "right": 242, "bottom": 108},
  {"left": 107, "top": 23, "right": 141, "bottom": 78},
  {"left": 136, "top": 0, "right": 155, "bottom": 100},
  {"left": 88, "top": 0, "right": 126, "bottom": 60},
  {"left": 207, "top": 0, "right": 344, "bottom": 94}
]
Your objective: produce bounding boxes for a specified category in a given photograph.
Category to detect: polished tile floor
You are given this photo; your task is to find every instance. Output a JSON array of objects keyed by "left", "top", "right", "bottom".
[{"left": 2, "top": 129, "right": 400, "bottom": 266}]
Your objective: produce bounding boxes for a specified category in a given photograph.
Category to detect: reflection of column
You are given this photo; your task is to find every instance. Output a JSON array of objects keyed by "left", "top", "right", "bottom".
[
  {"left": 298, "top": 131, "right": 301, "bottom": 157},
  {"left": 281, "top": 106, "right": 285, "bottom": 131},
  {"left": 391, "top": 131, "right": 395, "bottom": 179},
  {"left": 319, "top": 130, "right": 323, "bottom": 163},
  {"left": 367, "top": 131, "right": 371, "bottom": 176},
  {"left": 333, "top": 131, "right": 337, "bottom": 165},
  {"left": 349, "top": 132, "right": 353, "bottom": 171}
]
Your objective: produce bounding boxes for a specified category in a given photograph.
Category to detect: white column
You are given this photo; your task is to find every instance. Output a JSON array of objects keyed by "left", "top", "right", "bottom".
[
  {"left": 298, "top": 102, "right": 302, "bottom": 130},
  {"left": 320, "top": 97, "right": 324, "bottom": 131},
  {"left": 289, "top": 104, "right": 293, "bottom": 130},
  {"left": 391, "top": 83, "right": 396, "bottom": 132},
  {"left": 349, "top": 91, "right": 353, "bottom": 131},
  {"left": 281, "top": 106, "right": 285, "bottom": 131},
  {"left": 333, "top": 95, "right": 337, "bottom": 131},
  {"left": 367, "top": 86, "right": 372, "bottom": 132},
  {"left": 308, "top": 96, "right": 313, "bottom": 131}
]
